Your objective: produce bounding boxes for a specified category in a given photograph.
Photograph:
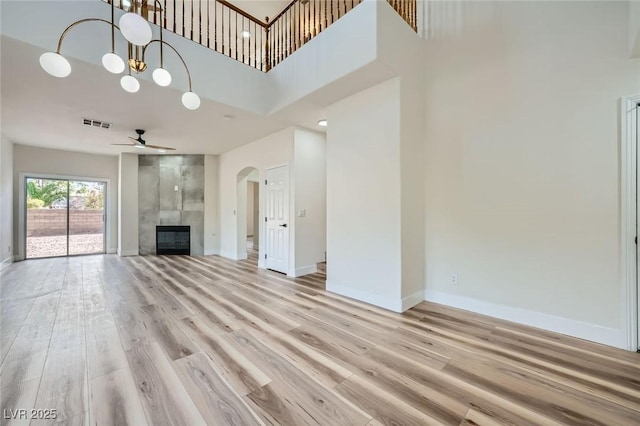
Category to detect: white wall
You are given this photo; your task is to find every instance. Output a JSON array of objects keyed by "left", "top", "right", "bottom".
[
  {"left": 423, "top": 0, "right": 639, "bottom": 348},
  {"left": 267, "top": 0, "right": 380, "bottom": 113},
  {"left": 12, "top": 145, "right": 119, "bottom": 258},
  {"left": 326, "top": 78, "right": 403, "bottom": 309},
  {"left": 204, "top": 155, "right": 220, "bottom": 255},
  {"left": 629, "top": 0, "right": 640, "bottom": 58},
  {"left": 118, "top": 153, "right": 138, "bottom": 256},
  {"left": 219, "top": 128, "right": 294, "bottom": 265},
  {"left": 378, "top": 0, "right": 427, "bottom": 305},
  {"left": 0, "top": 135, "right": 13, "bottom": 268},
  {"left": 293, "top": 129, "right": 326, "bottom": 275}
]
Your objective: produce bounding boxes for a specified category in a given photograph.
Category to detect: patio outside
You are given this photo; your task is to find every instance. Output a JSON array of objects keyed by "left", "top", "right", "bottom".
[{"left": 26, "top": 178, "right": 105, "bottom": 258}]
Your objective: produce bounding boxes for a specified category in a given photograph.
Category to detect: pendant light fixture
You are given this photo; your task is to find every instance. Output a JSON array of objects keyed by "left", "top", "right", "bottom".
[
  {"left": 39, "top": 0, "right": 200, "bottom": 110},
  {"left": 102, "top": 1, "right": 125, "bottom": 74}
]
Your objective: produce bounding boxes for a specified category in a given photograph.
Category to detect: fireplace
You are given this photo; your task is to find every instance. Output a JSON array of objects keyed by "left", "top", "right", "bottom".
[{"left": 156, "top": 225, "right": 190, "bottom": 255}]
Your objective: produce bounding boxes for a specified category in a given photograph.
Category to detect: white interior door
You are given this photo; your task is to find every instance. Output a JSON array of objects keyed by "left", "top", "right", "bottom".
[{"left": 265, "top": 165, "right": 289, "bottom": 274}]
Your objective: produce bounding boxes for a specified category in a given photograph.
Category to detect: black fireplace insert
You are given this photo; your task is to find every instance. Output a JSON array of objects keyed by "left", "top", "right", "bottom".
[{"left": 156, "top": 225, "right": 190, "bottom": 255}]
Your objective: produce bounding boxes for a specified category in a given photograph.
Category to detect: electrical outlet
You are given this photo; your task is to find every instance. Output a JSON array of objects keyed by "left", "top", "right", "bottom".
[
  {"left": 450, "top": 274, "right": 458, "bottom": 285},
  {"left": 7, "top": 245, "right": 11, "bottom": 253}
]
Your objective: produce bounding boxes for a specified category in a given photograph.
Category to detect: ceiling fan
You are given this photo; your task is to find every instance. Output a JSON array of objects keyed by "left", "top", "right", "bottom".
[{"left": 112, "top": 129, "right": 176, "bottom": 151}]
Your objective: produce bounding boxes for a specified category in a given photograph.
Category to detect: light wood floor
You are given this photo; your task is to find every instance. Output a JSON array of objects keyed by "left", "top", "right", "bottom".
[{"left": 1, "top": 253, "right": 639, "bottom": 425}]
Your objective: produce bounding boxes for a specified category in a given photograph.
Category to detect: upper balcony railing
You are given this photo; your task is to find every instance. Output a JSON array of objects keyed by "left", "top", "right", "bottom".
[{"left": 106, "top": 0, "right": 417, "bottom": 72}]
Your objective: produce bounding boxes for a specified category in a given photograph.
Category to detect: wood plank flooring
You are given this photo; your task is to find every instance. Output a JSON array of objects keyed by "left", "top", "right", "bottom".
[{"left": 1, "top": 252, "right": 639, "bottom": 425}]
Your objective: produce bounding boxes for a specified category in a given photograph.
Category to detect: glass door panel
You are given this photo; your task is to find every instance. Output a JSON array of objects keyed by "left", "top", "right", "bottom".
[
  {"left": 68, "top": 181, "right": 105, "bottom": 255},
  {"left": 25, "top": 178, "right": 68, "bottom": 259}
]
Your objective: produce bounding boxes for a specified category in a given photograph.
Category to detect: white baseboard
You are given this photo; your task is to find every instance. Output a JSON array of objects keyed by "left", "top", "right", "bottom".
[
  {"left": 204, "top": 249, "right": 220, "bottom": 256},
  {"left": 424, "top": 289, "right": 627, "bottom": 350},
  {"left": 118, "top": 249, "right": 139, "bottom": 257},
  {"left": 290, "top": 264, "right": 318, "bottom": 278},
  {"left": 402, "top": 290, "right": 424, "bottom": 311},
  {"left": 0, "top": 256, "right": 13, "bottom": 271},
  {"left": 327, "top": 281, "right": 404, "bottom": 313}
]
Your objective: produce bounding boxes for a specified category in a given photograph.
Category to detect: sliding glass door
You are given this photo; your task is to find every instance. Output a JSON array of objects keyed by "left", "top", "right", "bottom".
[{"left": 26, "top": 177, "right": 105, "bottom": 259}]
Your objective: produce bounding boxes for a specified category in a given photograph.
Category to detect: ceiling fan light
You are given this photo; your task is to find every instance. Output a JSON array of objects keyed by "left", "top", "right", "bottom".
[
  {"left": 134, "top": 145, "right": 146, "bottom": 149},
  {"left": 119, "top": 12, "right": 152, "bottom": 46},
  {"left": 120, "top": 75, "right": 140, "bottom": 93},
  {"left": 152, "top": 67, "right": 172, "bottom": 87},
  {"left": 181, "top": 91, "right": 201, "bottom": 110},
  {"left": 102, "top": 52, "right": 125, "bottom": 74},
  {"left": 39, "top": 52, "right": 71, "bottom": 78},
  {"left": 318, "top": 119, "right": 328, "bottom": 127}
]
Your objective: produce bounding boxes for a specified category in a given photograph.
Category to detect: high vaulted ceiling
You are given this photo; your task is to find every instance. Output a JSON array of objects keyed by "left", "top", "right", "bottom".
[
  {"left": 1, "top": 36, "right": 292, "bottom": 156},
  {"left": 0, "top": 0, "right": 324, "bottom": 157}
]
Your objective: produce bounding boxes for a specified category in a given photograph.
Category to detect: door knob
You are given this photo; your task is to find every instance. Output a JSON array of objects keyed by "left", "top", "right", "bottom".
[{"left": 279, "top": 224, "right": 288, "bottom": 228}]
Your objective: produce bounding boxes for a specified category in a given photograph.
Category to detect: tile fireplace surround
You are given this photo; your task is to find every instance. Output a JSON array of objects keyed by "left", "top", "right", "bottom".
[{"left": 138, "top": 155, "right": 204, "bottom": 255}]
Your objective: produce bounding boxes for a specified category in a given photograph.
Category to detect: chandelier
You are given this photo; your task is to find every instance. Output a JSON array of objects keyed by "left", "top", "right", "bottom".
[{"left": 38, "top": 0, "right": 201, "bottom": 110}]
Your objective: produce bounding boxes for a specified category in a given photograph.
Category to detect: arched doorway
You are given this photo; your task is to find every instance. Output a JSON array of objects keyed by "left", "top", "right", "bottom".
[{"left": 236, "top": 166, "right": 259, "bottom": 261}]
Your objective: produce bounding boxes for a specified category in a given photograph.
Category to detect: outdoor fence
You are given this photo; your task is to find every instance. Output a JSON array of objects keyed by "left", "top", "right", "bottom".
[{"left": 27, "top": 209, "right": 104, "bottom": 237}]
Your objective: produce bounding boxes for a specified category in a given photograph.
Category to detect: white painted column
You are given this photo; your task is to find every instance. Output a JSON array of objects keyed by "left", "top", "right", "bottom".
[{"left": 118, "top": 153, "right": 139, "bottom": 256}]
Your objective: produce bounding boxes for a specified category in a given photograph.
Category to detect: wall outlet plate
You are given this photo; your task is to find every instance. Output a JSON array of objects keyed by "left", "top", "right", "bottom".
[{"left": 450, "top": 274, "right": 458, "bottom": 285}]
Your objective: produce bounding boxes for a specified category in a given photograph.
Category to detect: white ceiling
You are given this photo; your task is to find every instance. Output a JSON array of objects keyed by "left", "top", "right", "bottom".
[
  {"left": 1, "top": 36, "right": 296, "bottom": 156},
  {"left": 227, "top": 0, "right": 290, "bottom": 22},
  {"left": 0, "top": 0, "right": 326, "bottom": 157}
]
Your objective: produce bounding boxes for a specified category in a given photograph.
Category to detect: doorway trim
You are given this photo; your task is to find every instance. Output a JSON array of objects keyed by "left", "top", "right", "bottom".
[
  {"left": 18, "top": 172, "right": 111, "bottom": 261},
  {"left": 621, "top": 94, "right": 640, "bottom": 351}
]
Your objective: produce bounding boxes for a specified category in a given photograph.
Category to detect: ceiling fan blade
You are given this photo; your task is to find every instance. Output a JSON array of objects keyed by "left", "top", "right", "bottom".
[
  {"left": 144, "top": 144, "right": 176, "bottom": 150},
  {"left": 128, "top": 136, "right": 142, "bottom": 143},
  {"left": 111, "top": 143, "right": 136, "bottom": 146}
]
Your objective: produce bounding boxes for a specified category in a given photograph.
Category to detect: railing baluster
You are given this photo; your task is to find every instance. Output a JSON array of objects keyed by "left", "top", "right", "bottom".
[
  {"left": 289, "top": 9, "right": 292, "bottom": 56},
  {"left": 329, "top": 0, "right": 335, "bottom": 24},
  {"left": 235, "top": 13, "right": 238, "bottom": 60},
  {"left": 265, "top": 17, "right": 270, "bottom": 70},
  {"left": 104, "top": 0, "right": 411, "bottom": 71},
  {"left": 221, "top": 5, "right": 225, "bottom": 54},
  {"left": 308, "top": 0, "right": 311, "bottom": 39},
  {"left": 323, "top": 0, "right": 327, "bottom": 32}
]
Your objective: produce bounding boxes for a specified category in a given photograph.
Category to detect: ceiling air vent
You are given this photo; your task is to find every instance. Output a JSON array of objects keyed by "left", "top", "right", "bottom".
[{"left": 82, "top": 118, "right": 111, "bottom": 129}]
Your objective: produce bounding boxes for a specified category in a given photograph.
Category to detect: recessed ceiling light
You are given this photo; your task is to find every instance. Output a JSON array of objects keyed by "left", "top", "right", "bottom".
[{"left": 318, "top": 119, "right": 328, "bottom": 127}]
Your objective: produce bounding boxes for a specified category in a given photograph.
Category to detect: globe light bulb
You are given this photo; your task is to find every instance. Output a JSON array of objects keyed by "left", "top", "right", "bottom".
[
  {"left": 181, "top": 91, "right": 201, "bottom": 110},
  {"left": 120, "top": 75, "right": 140, "bottom": 93},
  {"left": 39, "top": 52, "right": 71, "bottom": 78}
]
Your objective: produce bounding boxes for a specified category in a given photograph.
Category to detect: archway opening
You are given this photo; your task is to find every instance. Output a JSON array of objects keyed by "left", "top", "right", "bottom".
[{"left": 236, "top": 166, "right": 259, "bottom": 261}]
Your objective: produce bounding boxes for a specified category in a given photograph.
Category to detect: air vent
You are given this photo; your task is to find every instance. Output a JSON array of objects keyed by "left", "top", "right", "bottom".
[{"left": 82, "top": 118, "right": 111, "bottom": 129}]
